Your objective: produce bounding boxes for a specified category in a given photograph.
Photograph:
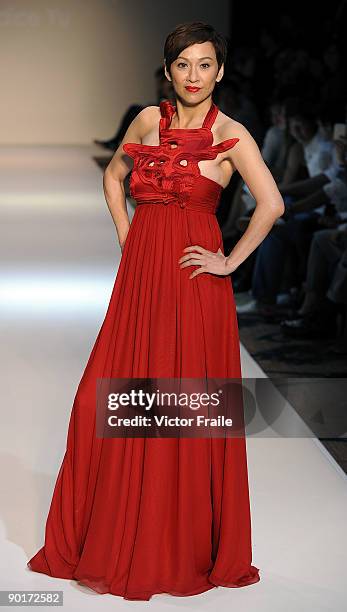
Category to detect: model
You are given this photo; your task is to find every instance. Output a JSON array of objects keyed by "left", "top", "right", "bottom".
[{"left": 27, "top": 21, "right": 284, "bottom": 600}]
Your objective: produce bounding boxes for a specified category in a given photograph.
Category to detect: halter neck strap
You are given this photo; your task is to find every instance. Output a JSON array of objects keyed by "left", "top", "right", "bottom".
[
  {"left": 202, "top": 101, "right": 219, "bottom": 129},
  {"left": 159, "top": 99, "right": 219, "bottom": 132}
]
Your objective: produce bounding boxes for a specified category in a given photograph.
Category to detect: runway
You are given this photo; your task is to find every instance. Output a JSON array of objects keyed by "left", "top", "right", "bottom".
[{"left": 0, "top": 145, "right": 346, "bottom": 610}]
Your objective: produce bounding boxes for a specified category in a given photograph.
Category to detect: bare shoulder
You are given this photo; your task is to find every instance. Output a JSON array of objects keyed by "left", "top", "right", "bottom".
[
  {"left": 135, "top": 105, "right": 160, "bottom": 130},
  {"left": 119, "top": 105, "right": 160, "bottom": 146},
  {"left": 215, "top": 110, "right": 258, "bottom": 146},
  {"left": 137, "top": 105, "right": 160, "bottom": 120}
]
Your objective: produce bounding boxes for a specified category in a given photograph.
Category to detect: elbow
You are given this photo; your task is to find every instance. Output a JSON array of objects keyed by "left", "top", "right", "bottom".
[
  {"left": 274, "top": 196, "right": 285, "bottom": 219},
  {"left": 103, "top": 169, "right": 124, "bottom": 202},
  {"left": 103, "top": 166, "right": 124, "bottom": 187},
  {"left": 256, "top": 198, "right": 285, "bottom": 221},
  {"left": 103, "top": 167, "right": 118, "bottom": 192},
  {"left": 277, "top": 201, "right": 286, "bottom": 219}
]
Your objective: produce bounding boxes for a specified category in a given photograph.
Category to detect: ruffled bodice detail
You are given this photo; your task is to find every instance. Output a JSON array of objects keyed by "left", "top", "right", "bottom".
[{"left": 122, "top": 99, "right": 240, "bottom": 213}]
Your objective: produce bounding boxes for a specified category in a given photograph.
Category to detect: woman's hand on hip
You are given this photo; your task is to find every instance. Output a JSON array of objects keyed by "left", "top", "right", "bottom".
[{"left": 178, "top": 245, "right": 232, "bottom": 279}]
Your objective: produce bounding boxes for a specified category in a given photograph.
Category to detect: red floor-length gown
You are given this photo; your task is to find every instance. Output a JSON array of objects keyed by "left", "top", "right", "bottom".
[{"left": 27, "top": 99, "right": 260, "bottom": 600}]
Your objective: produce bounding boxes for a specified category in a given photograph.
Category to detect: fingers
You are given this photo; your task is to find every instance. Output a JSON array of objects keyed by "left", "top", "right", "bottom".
[
  {"left": 189, "top": 267, "right": 207, "bottom": 279},
  {"left": 178, "top": 245, "right": 222, "bottom": 278},
  {"left": 180, "top": 258, "right": 204, "bottom": 269},
  {"left": 178, "top": 245, "right": 217, "bottom": 265},
  {"left": 182, "top": 245, "right": 207, "bottom": 255},
  {"left": 178, "top": 252, "right": 207, "bottom": 265},
  {"left": 183, "top": 245, "right": 223, "bottom": 258}
]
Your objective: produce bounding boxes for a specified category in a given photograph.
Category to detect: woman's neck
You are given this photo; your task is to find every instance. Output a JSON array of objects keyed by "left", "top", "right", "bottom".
[{"left": 170, "top": 97, "right": 213, "bottom": 129}]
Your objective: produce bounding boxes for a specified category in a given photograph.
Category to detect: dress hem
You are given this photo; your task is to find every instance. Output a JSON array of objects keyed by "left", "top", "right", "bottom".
[{"left": 27, "top": 559, "right": 260, "bottom": 601}]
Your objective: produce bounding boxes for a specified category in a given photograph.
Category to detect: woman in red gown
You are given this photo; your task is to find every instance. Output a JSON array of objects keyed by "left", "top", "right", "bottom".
[{"left": 27, "top": 22, "right": 284, "bottom": 600}]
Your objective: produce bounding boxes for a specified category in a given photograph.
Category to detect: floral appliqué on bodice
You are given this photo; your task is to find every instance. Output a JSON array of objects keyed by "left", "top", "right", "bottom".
[{"left": 122, "top": 99, "right": 240, "bottom": 209}]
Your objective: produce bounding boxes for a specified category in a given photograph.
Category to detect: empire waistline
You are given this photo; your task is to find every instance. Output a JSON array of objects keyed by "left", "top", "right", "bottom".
[{"left": 134, "top": 194, "right": 217, "bottom": 215}]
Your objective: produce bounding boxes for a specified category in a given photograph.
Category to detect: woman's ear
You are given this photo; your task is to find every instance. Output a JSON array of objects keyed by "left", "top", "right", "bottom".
[
  {"left": 216, "top": 63, "right": 224, "bottom": 83},
  {"left": 164, "top": 63, "right": 172, "bottom": 82}
]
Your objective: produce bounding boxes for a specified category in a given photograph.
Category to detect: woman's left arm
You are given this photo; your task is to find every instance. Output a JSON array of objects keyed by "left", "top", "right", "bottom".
[
  {"left": 224, "top": 121, "right": 285, "bottom": 273},
  {"left": 179, "top": 121, "right": 285, "bottom": 279}
]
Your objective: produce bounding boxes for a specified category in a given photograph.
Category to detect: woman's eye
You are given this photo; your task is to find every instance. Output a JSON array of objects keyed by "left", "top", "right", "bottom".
[{"left": 176, "top": 63, "right": 210, "bottom": 69}]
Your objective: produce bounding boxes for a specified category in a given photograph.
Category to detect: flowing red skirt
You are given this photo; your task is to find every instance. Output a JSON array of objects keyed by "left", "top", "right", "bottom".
[{"left": 27, "top": 203, "right": 260, "bottom": 600}]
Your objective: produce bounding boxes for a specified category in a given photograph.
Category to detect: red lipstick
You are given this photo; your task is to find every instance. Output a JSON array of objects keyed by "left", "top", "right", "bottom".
[{"left": 185, "top": 86, "right": 201, "bottom": 92}]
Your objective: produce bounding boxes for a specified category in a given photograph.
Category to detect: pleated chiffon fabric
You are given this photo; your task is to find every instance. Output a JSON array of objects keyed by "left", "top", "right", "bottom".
[{"left": 27, "top": 99, "right": 260, "bottom": 600}]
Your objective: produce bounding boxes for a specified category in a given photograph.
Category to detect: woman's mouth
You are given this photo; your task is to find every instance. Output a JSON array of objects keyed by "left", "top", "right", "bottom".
[{"left": 185, "top": 86, "right": 201, "bottom": 93}]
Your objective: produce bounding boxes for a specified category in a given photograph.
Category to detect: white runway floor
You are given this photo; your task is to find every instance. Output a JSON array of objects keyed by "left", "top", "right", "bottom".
[{"left": 0, "top": 145, "right": 346, "bottom": 610}]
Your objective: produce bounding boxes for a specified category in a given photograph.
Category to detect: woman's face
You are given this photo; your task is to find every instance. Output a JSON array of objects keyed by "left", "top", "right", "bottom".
[{"left": 165, "top": 41, "right": 223, "bottom": 104}]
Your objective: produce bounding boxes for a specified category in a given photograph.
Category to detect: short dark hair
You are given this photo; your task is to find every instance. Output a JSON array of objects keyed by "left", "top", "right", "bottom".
[{"left": 164, "top": 21, "right": 228, "bottom": 75}]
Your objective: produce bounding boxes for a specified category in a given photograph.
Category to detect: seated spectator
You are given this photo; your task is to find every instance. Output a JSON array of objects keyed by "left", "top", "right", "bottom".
[
  {"left": 221, "top": 97, "right": 307, "bottom": 260},
  {"left": 236, "top": 112, "right": 347, "bottom": 314},
  {"left": 277, "top": 103, "right": 345, "bottom": 206},
  {"left": 261, "top": 100, "right": 291, "bottom": 182},
  {"left": 280, "top": 139, "right": 347, "bottom": 335},
  {"left": 280, "top": 225, "right": 347, "bottom": 337}
]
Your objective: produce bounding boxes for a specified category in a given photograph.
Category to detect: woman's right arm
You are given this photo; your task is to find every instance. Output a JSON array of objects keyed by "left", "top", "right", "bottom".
[{"left": 103, "top": 106, "right": 157, "bottom": 251}]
